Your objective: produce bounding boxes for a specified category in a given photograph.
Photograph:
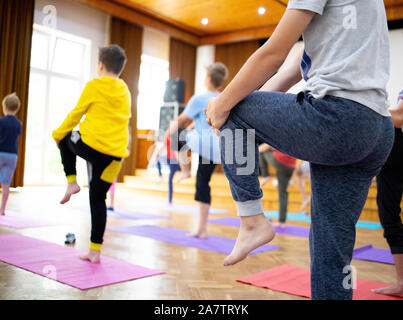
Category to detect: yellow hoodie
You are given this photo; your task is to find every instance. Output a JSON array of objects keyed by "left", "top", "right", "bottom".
[{"left": 52, "top": 77, "right": 132, "bottom": 158}]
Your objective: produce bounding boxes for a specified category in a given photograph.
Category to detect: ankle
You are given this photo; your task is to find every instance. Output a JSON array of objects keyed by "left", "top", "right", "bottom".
[{"left": 240, "top": 214, "right": 265, "bottom": 229}]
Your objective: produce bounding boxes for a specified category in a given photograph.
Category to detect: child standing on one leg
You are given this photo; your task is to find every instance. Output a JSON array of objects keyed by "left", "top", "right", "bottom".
[
  {"left": 0, "top": 94, "right": 22, "bottom": 216},
  {"left": 166, "top": 63, "right": 228, "bottom": 238},
  {"left": 206, "top": 1, "right": 393, "bottom": 300},
  {"left": 52, "top": 45, "right": 131, "bottom": 264}
]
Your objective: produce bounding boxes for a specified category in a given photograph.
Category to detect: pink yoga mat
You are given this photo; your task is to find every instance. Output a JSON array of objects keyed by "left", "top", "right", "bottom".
[
  {"left": 0, "top": 234, "right": 165, "bottom": 290},
  {"left": 237, "top": 264, "right": 403, "bottom": 300},
  {"left": 0, "top": 210, "right": 61, "bottom": 229}
]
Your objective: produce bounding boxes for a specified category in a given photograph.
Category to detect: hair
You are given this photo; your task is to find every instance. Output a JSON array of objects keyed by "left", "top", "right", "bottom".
[
  {"left": 206, "top": 62, "right": 229, "bottom": 89},
  {"left": 2, "top": 93, "right": 21, "bottom": 113},
  {"left": 98, "top": 45, "right": 127, "bottom": 75}
]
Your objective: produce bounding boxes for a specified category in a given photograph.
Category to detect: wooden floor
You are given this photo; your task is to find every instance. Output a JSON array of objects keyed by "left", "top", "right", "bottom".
[{"left": 0, "top": 175, "right": 398, "bottom": 300}]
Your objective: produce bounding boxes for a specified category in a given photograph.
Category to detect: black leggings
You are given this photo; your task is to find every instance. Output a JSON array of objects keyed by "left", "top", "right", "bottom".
[
  {"left": 195, "top": 156, "right": 216, "bottom": 205},
  {"left": 59, "top": 132, "right": 122, "bottom": 245},
  {"left": 376, "top": 128, "right": 403, "bottom": 254}
]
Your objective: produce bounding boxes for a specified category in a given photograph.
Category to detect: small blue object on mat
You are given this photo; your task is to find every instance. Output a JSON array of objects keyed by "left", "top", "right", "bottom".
[{"left": 264, "top": 211, "right": 382, "bottom": 230}]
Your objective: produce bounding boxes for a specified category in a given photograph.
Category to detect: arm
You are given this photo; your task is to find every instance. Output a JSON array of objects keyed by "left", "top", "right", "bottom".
[
  {"left": 52, "top": 83, "right": 93, "bottom": 142},
  {"left": 259, "top": 45, "right": 304, "bottom": 93},
  {"left": 206, "top": 9, "right": 315, "bottom": 129},
  {"left": 165, "top": 113, "right": 191, "bottom": 138},
  {"left": 390, "top": 100, "right": 403, "bottom": 128}
]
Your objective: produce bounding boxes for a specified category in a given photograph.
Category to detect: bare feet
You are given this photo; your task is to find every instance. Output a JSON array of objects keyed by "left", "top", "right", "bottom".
[
  {"left": 187, "top": 231, "right": 208, "bottom": 239},
  {"left": 80, "top": 250, "right": 101, "bottom": 264},
  {"left": 224, "top": 214, "right": 275, "bottom": 266},
  {"left": 0, "top": 211, "right": 5, "bottom": 216},
  {"left": 260, "top": 177, "right": 271, "bottom": 187},
  {"left": 176, "top": 172, "right": 191, "bottom": 183},
  {"left": 372, "top": 283, "right": 403, "bottom": 297},
  {"left": 276, "top": 223, "right": 287, "bottom": 229},
  {"left": 60, "top": 182, "right": 81, "bottom": 205}
]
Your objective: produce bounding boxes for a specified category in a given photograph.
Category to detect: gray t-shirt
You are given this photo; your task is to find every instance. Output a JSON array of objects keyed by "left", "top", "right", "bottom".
[{"left": 288, "top": 0, "right": 390, "bottom": 116}]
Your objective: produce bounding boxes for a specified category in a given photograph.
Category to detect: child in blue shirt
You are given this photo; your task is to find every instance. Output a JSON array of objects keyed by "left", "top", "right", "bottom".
[{"left": 0, "top": 93, "right": 22, "bottom": 215}]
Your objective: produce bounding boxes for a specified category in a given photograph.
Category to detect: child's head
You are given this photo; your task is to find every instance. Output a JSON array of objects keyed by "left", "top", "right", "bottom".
[
  {"left": 98, "top": 45, "right": 127, "bottom": 77},
  {"left": 2, "top": 93, "right": 21, "bottom": 116},
  {"left": 205, "top": 62, "right": 229, "bottom": 90}
]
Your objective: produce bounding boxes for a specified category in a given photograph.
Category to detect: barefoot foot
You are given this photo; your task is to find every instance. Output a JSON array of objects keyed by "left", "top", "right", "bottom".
[
  {"left": 224, "top": 215, "right": 275, "bottom": 267},
  {"left": 275, "top": 222, "right": 287, "bottom": 229},
  {"left": 60, "top": 182, "right": 81, "bottom": 205},
  {"left": 80, "top": 250, "right": 101, "bottom": 264},
  {"left": 187, "top": 230, "right": 208, "bottom": 239},
  {"left": 176, "top": 172, "right": 191, "bottom": 183},
  {"left": 372, "top": 283, "right": 403, "bottom": 298}
]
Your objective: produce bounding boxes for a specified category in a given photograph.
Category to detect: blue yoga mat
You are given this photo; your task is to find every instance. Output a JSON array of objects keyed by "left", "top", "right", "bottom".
[
  {"left": 108, "top": 225, "right": 280, "bottom": 255},
  {"left": 264, "top": 211, "right": 382, "bottom": 230}
]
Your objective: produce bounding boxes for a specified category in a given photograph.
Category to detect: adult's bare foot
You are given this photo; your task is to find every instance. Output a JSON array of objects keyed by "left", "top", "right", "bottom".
[
  {"left": 187, "top": 231, "right": 208, "bottom": 239},
  {"left": 60, "top": 182, "right": 81, "bottom": 205},
  {"left": 0, "top": 211, "right": 5, "bottom": 216},
  {"left": 372, "top": 283, "right": 403, "bottom": 297},
  {"left": 80, "top": 250, "right": 101, "bottom": 264},
  {"left": 224, "top": 214, "right": 275, "bottom": 266}
]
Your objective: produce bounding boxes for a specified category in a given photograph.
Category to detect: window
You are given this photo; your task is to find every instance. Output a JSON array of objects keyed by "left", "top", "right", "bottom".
[
  {"left": 137, "top": 55, "right": 169, "bottom": 130},
  {"left": 24, "top": 24, "right": 91, "bottom": 185}
]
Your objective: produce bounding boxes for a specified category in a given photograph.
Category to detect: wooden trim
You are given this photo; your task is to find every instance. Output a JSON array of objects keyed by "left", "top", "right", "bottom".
[
  {"left": 200, "top": 25, "right": 277, "bottom": 45},
  {"left": 386, "top": 4, "right": 403, "bottom": 21},
  {"left": 112, "top": 0, "right": 206, "bottom": 37},
  {"left": 71, "top": 0, "right": 200, "bottom": 45}
]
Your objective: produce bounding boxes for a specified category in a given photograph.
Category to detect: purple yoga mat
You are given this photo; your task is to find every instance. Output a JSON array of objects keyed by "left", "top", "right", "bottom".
[
  {"left": 0, "top": 210, "right": 61, "bottom": 229},
  {"left": 73, "top": 205, "right": 168, "bottom": 221},
  {"left": 108, "top": 225, "right": 280, "bottom": 255},
  {"left": 209, "top": 217, "right": 310, "bottom": 238},
  {"left": 0, "top": 234, "right": 164, "bottom": 290},
  {"left": 353, "top": 245, "right": 395, "bottom": 265},
  {"left": 128, "top": 202, "right": 228, "bottom": 215}
]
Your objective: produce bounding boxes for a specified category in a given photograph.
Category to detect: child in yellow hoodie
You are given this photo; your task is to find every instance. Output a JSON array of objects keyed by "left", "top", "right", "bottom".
[{"left": 52, "top": 45, "right": 131, "bottom": 264}]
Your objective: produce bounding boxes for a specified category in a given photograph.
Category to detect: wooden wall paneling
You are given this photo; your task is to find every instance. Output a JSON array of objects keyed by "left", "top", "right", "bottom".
[
  {"left": 110, "top": 17, "right": 143, "bottom": 180},
  {"left": 169, "top": 38, "right": 197, "bottom": 104},
  {"left": 215, "top": 40, "right": 261, "bottom": 89}
]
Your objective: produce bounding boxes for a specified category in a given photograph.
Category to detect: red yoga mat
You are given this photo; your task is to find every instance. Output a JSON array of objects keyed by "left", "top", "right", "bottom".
[
  {"left": 0, "top": 234, "right": 165, "bottom": 290},
  {"left": 237, "top": 264, "right": 403, "bottom": 300}
]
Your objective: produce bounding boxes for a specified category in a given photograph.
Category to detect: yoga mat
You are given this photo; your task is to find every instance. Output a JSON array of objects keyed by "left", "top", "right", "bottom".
[
  {"left": 73, "top": 205, "right": 168, "bottom": 221},
  {"left": 264, "top": 211, "right": 382, "bottom": 230},
  {"left": 0, "top": 234, "right": 164, "bottom": 290},
  {"left": 209, "top": 217, "right": 310, "bottom": 238},
  {"left": 353, "top": 245, "right": 394, "bottom": 265},
  {"left": 108, "top": 225, "right": 280, "bottom": 255},
  {"left": 0, "top": 210, "right": 61, "bottom": 229},
  {"left": 131, "top": 202, "right": 228, "bottom": 215},
  {"left": 237, "top": 264, "right": 403, "bottom": 300}
]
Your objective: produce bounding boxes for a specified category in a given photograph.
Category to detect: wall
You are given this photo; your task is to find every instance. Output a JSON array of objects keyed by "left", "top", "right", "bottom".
[
  {"left": 142, "top": 26, "right": 170, "bottom": 61},
  {"left": 34, "top": 0, "right": 109, "bottom": 78}
]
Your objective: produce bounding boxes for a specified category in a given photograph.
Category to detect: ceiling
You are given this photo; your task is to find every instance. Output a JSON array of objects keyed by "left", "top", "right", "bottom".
[{"left": 112, "top": 0, "right": 403, "bottom": 37}]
